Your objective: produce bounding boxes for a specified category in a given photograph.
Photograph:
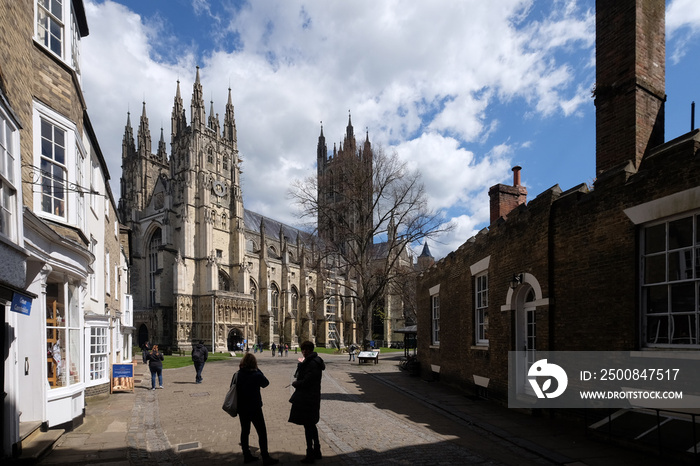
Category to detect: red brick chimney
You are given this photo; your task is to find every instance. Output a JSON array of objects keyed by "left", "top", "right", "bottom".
[
  {"left": 595, "top": 0, "right": 665, "bottom": 175},
  {"left": 489, "top": 166, "right": 527, "bottom": 224}
]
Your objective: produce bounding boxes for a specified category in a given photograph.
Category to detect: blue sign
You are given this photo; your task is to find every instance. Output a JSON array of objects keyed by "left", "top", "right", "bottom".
[
  {"left": 11, "top": 292, "right": 32, "bottom": 316},
  {"left": 112, "top": 364, "right": 134, "bottom": 378}
]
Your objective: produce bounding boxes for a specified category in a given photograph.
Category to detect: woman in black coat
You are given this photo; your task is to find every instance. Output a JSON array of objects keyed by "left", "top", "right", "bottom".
[
  {"left": 236, "top": 353, "right": 278, "bottom": 465},
  {"left": 288, "top": 341, "right": 325, "bottom": 463},
  {"left": 146, "top": 344, "right": 164, "bottom": 390}
]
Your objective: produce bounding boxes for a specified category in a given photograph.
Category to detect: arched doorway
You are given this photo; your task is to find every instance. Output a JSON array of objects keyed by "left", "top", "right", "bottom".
[
  {"left": 514, "top": 284, "right": 537, "bottom": 396},
  {"left": 227, "top": 328, "right": 244, "bottom": 351},
  {"left": 138, "top": 323, "right": 149, "bottom": 348},
  {"left": 503, "top": 273, "right": 548, "bottom": 397}
]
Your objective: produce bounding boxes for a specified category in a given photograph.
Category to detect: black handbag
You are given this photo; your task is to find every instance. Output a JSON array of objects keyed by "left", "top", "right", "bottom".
[{"left": 222, "top": 371, "right": 239, "bottom": 417}]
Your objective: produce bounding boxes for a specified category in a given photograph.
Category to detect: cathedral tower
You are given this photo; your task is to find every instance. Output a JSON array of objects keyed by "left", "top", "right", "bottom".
[{"left": 121, "top": 69, "right": 253, "bottom": 351}]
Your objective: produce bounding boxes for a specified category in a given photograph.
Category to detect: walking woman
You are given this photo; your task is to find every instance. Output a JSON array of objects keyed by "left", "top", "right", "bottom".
[
  {"left": 147, "top": 344, "right": 164, "bottom": 390},
  {"left": 288, "top": 341, "right": 325, "bottom": 463},
  {"left": 235, "top": 353, "right": 278, "bottom": 465}
]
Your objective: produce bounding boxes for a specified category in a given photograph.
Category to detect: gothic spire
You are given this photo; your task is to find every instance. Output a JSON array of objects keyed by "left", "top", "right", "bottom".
[
  {"left": 172, "top": 79, "right": 185, "bottom": 140},
  {"left": 317, "top": 121, "right": 327, "bottom": 167},
  {"left": 137, "top": 101, "right": 152, "bottom": 157},
  {"left": 191, "top": 66, "right": 205, "bottom": 127},
  {"left": 157, "top": 127, "right": 168, "bottom": 162},
  {"left": 419, "top": 241, "right": 433, "bottom": 258},
  {"left": 122, "top": 111, "right": 136, "bottom": 160},
  {"left": 346, "top": 110, "right": 354, "bottom": 143},
  {"left": 208, "top": 100, "right": 220, "bottom": 134},
  {"left": 223, "top": 87, "right": 237, "bottom": 144}
]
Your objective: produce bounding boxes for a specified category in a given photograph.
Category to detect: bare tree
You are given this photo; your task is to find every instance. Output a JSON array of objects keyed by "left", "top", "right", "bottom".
[{"left": 291, "top": 145, "right": 452, "bottom": 348}]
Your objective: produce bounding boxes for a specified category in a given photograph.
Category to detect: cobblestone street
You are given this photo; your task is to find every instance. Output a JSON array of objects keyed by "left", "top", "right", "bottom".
[{"left": 40, "top": 352, "right": 667, "bottom": 465}]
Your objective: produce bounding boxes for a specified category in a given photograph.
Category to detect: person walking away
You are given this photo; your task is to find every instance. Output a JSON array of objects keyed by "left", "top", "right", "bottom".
[
  {"left": 271, "top": 342, "right": 276, "bottom": 357},
  {"left": 348, "top": 344, "right": 356, "bottom": 362},
  {"left": 279, "top": 344, "right": 283, "bottom": 357},
  {"left": 141, "top": 341, "right": 151, "bottom": 365},
  {"left": 147, "top": 344, "right": 164, "bottom": 390},
  {"left": 288, "top": 341, "right": 325, "bottom": 463},
  {"left": 191, "top": 340, "right": 208, "bottom": 384},
  {"left": 235, "top": 353, "right": 279, "bottom": 465}
]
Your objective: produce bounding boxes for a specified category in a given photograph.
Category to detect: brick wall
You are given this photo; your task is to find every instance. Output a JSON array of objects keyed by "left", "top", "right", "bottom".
[
  {"left": 417, "top": 132, "right": 700, "bottom": 402},
  {"left": 595, "top": 0, "right": 665, "bottom": 175}
]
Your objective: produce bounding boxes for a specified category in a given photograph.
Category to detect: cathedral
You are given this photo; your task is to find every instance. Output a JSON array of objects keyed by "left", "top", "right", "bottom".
[{"left": 118, "top": 68, "right": 411, "bottom": 352}]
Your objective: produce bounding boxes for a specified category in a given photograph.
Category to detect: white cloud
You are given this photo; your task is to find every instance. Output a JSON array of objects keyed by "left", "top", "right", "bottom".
[
  {"left": 667, "top": 0, "right": 700, "bottom": 63},
  {"left": 82, "top": 0, "right": 597, "bottom": 257}
]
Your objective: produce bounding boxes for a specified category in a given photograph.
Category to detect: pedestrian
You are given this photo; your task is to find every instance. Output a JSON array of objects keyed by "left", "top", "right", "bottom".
[
  {"left": 271, "top": 342, "right": 276, "bottom": 357},
  {"left": 141, "top": 341, "right": 151, "bottom": 365},
  {"left": 348, "top": 344, "right": 356, "bottom": 362},
  {"left": 288, "top": 341, "right": 325, "bottom": 463},
  {"left": 235, "top": 353, "right": 279, "bottom": 465},
  {"left": 191, "top": 340, "right": 208, "bottom": 384},
  {"left": 284, "top": 344, "right": 289, "bottom": 357},
  {"left": 147, "top": 344, "right": 164, "bottom": 390},
  {"left": 279, "top": 344, "right": 283, "bottom": 357}
]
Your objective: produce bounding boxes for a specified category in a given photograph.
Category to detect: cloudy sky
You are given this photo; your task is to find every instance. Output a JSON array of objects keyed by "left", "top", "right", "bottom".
[{"left": 81, "top": 0, "right": 700, "bottom": 260}]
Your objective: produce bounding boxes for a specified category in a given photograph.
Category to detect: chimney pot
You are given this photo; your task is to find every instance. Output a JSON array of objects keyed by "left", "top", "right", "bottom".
[{"left": 512, "top": 166, "right": 522, "bottom": 186}]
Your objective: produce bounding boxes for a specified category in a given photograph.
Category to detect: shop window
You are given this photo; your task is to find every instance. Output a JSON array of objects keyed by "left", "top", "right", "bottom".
[{"left": 46, "top": 281, "right": 81, "bottom": 388}]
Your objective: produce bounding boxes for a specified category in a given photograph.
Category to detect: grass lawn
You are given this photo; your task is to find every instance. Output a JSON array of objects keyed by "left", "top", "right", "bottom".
[
  {"left": 152, "top": 346, "right": 402, "bottom": 369},
  {"left": 312, "top": 346, "right": 403, "bottom": 355},
  {"left": 160, "top": 352, "right": 234, "bottom": 370}
]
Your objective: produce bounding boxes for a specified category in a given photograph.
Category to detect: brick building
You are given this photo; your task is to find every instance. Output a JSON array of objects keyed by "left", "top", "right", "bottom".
[
  {"left": 1, "top": 0, "right": 131, "bottom": 457},
  {"left": 416, "top": 0, "right": 699, "bottom": 408}
]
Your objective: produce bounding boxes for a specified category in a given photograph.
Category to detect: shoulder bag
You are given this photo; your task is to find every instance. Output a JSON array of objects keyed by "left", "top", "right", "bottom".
[{"left": 222, "top": 371, "right": 239, "bottom": 417}]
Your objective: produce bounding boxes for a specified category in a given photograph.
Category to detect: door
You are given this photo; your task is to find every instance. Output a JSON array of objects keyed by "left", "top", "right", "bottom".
[{"left": 515, "top": 286, "right": 537, "bottom": 395}]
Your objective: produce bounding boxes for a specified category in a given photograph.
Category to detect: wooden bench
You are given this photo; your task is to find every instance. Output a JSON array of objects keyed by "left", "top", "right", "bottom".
[{"left": 357, "top": 351, "right": 380, "bottom": 364}]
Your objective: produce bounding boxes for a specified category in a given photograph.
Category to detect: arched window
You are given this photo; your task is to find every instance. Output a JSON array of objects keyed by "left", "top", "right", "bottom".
[
  {"left": 207, "top": 147, "right": 213, "bottom": 164},
  {"left": 291, "top": 287, "right": 299, "bottom": 318},
  {"left": 271, "top": 283, "right": 280, "bottom": 335},
  {"left": 219, "top": 270, "right": 231, "bottom": 291},
  {"left": 308, "top": 289, "right": 316, "bottom": 337},
  {"left": 148, "top": 228, "right": 162, "bottom": 307},
  {"left": 268, "top": 246, "right": 277, "bottom": 258},
  {"left": 246, "top": 239, "right": 256, "bottom": 252},
  {"left": 223, "top": 155, "right": 229, "bottom": 171}
]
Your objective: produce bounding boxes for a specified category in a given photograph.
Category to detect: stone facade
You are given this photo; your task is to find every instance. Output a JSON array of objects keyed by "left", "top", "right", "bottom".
[{"left": 119, "top": 70, "right": 360, "bottom": 352}]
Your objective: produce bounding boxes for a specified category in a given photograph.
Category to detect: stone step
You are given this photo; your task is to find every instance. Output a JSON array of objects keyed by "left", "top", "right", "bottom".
[
  {"left": 18, "top": 421, "right": 42, "bottom": 442},
  {"left": 19, "top": 428, "right": 64, "bottom": 462}
]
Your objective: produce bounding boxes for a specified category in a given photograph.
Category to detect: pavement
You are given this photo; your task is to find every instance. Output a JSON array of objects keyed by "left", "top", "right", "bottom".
[{"left": 34, "top": 351, "right": 688, "bottom": 466}]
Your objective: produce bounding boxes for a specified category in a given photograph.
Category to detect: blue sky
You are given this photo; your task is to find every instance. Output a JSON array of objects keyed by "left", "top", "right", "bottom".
[{"left": 81, "top": 0, "right": 700, "bottom": 259}]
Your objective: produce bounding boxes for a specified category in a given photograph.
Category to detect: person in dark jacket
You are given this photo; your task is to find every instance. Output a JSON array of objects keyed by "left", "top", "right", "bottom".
[
  {"left": 191, "top": 340, "right": 208, "bottom": 383},
  {"left": 147, "top": 344, "right": 164, "bottom": 390},
  {"left": 288, "top": 340, "right": 325, "bottom": 463},
  {"left": 141, "top": 341, "right": 151, "bottom": 364},
  {"left": 235, "top": 353, "right": 278, "bottom": 465}
]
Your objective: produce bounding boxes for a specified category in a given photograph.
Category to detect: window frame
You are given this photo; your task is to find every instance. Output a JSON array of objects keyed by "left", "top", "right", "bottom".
[
  {"left": 475, "top": 272, "right": 489, "bottom": 345},
  {"left": 642, "top": 211, "right": 700, "bottom": 348},
  {"left": 0, "top": 101, "right": 20, "bottom": 242},
  {"left": 88, "top": 326, "right": 108, "bottom": 382},
  {"left": 431, "top": 294, "right": 440, "bottom": 346},
  {"left": 35, "top": 0, "right": 82, "bottom": 74},
  {"left": 34, "top": 102, "right": 84, "bottom": 226},
  {"left": 46, "top": 280, "right": 82, "bottom": 389}
]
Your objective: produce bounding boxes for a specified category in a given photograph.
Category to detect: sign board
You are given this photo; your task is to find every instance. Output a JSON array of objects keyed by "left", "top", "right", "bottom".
[
  {"left": 11, "top": 292, "right": 32, "bottom": 316},
  {"left": 112, "top": 363, "right": 135, "bottom": 393}
]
